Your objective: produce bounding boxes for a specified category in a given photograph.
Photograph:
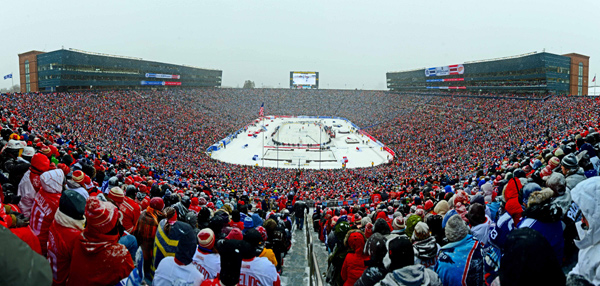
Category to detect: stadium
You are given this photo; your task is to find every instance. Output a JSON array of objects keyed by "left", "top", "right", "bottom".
[{"left": 1, "top": 12, "right": 598, "bottom": 286}]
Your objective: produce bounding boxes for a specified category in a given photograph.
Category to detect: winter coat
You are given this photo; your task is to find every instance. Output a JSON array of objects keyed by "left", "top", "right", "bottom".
[
  {"left": 470, "top": 216, "right": 492, "bottom": 246},
  {"left": 151, "top": 219, "right": 190, "bottom": 279},
  {"left": 293, "top": 201, "right": 308, "bottom": 217},
  {"left": 47, "top": 209, "right": 84, "bottom": 286},
  {"left": 341, "top": 246, "right": 369, "bottom": 286},
  {"left": 518, "top": 200, "right": 564, "bottom": 263},
  {"left": 568, "top": 177, "right": 600, "bottom": 285},
  {"left": 435, "top": 234, "right": 484, "bottom": 286},
  {"left": 413, "top": 236, "right": 439, "bottom": 269},
  {"left": 355, "top": 265, "right": 387, "bottom": 286},
  {"left": 375, "top": 264, "right": 442, "bottom": 286},
  {"left": 17, "top": 170, "right": 42, "bottom": 218},
  {"left": 4, "top": 157, "right": 30, "bottom": 187},
  {"left": 133, "top": 207, "right": 165, "bottom": 275},
  {"left": 65, "top": 180, "right": 89, "bottom": 200},
  {"left": 17, "top": 154, "right": 51, "bottom": 218},
  {"left": 119, "top": 196, "right": 141, "bottom": 233},
  {"left": 10, "top": 225, "right": 42, "bottom": 256},
  {"left": 565, "top": 167, "right": 586, "bottom": 192},
  {"left": 67, "top": 230, "right": 134, "bottom": 286},
  {"left": 29, "top": 169, "right": 64, "bottom": 256},
  {"left": 259, "top": 247, "right": 278, "bottom": 266},
  {"left": 0, "top": 225, "right": 52, "bottom": 285}
]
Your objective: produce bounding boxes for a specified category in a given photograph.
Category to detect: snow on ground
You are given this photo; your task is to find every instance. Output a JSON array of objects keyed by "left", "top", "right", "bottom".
[{"left": 209, "top": 116, "right": 393, "bottom": 169}]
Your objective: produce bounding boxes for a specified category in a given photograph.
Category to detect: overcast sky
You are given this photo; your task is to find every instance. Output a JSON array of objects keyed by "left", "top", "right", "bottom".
[{"left": 1, "top": 0, "right": 599, "bottom": 91}]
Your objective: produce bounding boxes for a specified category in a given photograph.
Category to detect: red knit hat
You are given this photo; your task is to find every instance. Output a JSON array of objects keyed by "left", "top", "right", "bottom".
[
  {"left": 149, "top": 197, "right": 164, "bottom": 211},
  {"left": 225, "top": 228, "right": 243, "bottom": 240},
  {"left": 57, "top": 163, "right": 70, "bottom": 176},
  {"left": 72, "top": 170, "right": 85, "bottom": 184},
  {"left": 108, "top": 187, "right": 125, "bottom": 204},
  {"left": 85, "top": 196, "right": 119, "bottom": 234}
]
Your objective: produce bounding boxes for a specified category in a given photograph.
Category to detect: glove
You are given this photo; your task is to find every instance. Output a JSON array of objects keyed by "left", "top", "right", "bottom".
[{"left": 15, "top": 213, "right": 29, "bottom": 228}]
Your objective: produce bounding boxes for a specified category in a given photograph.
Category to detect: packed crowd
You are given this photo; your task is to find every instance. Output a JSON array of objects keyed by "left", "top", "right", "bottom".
[{"left": 0, "top": 88, "right": 598, "bottom": 285}]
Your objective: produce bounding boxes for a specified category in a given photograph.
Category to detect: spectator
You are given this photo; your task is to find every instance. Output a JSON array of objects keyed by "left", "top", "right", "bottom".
[
  {"left": 193, "top": 228, "right": 220, "bottom": 279},
  {"left": 46, "top": 189, "right": 86, "bottom": 286},
  {"left": 67, "top": 196, "right": 134, "bottom": 286},
  {"left": 153, "top": 223, "right": 205, "bottom": 286},
  {"left": 341, "top": 230, "right": 369, "bottom": 286},
  {"left": 435, "top": 214, "right": 484, "bottom": 286},
  {"left": 567, "top": 177, "right": 600, "bottom": 285}
]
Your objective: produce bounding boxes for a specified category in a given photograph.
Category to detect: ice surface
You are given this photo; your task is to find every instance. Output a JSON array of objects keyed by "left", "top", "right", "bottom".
[{"left": 208, "top": 117, "right": 393, "bottom": 169}]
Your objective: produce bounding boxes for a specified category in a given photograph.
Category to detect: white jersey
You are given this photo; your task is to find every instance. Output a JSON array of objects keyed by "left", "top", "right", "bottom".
[
  {"left": 239, "top": 257, "right": 281, "bottom": 286},
  {"left": 153, "top": 257, "right": 206, "bottom": 286},
  {"left": 192, "top": 249, "right": 221, "bottom": 279}
]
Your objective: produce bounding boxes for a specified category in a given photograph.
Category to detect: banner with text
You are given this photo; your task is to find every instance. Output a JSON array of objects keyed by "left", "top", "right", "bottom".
[
  {"left": 425, "top": 64, "right": 464, "bottom": 77},
  {"left": 145, "top": 73, "right": 181, "bottom": 79}
]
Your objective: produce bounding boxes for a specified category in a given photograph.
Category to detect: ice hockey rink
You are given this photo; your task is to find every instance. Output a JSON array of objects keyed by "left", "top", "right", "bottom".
[{"left": 207, "top": 116, "right": 394, "bottom": 169}]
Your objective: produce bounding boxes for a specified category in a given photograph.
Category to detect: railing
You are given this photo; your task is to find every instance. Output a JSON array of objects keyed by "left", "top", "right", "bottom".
[{"left": 305, "top": 212, "right": 324, "bottom": 286}]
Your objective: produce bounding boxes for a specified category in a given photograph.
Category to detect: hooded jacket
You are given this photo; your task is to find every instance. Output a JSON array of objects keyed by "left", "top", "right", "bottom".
[
  {"left": 502, "top": 178, "right": 523, "bottom": 225},
  {"left": 470, "top": 216, "right": 492, "bottom": 246},
  {"left": 569, "top": 177, "right": 600, "bottom": 285},
  {"left": 341, "top": 231, "right": 369, "bottom": 286},
  {"left": 565, "top": 167, "right": 586, "bottom": 192},
  {"left": 17, "top": 154, "right": 50, "bottom": 218},
  {"left": 413, "top": 236, "right": 439, "bottom": 269},
  {"left": 67, "top": 229, "right": 134, "bottom": 285},
  {"left": 375, "top": 264, "right": 441, "bottom": 286},
  {"left": 47, "top": 209, "right": 85, "bottom": 286},
  {"left": 29, "top": 169, "right": 64, "bottom": 256}
]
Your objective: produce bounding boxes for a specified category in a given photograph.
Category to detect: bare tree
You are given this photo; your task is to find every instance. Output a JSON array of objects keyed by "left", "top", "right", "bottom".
[
  {"left": 0, "top": 85, "right": 20, "bottom": 93},
  {"left": 243, "top": 80, "right": 255, "bottom": 89}
]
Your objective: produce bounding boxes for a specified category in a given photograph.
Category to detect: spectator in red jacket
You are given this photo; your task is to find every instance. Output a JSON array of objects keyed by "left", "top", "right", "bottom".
[
  {"left": 30, "top": 169, "right": 64, "bottom": 256},
  {"left": 120, "top": 186, "right": 142, "bottom": 234},
  {"left": 47, "top": 189, "right": 86, "bottom": 286},
  {"left": 67, "top": 196, "right": 134, "bottom": 286},
  {"left": 341, "top": 230, "right": 369, "bottom": 286},
  {"left": 189, "top": 197, "right": 201, "bottom": 213}
]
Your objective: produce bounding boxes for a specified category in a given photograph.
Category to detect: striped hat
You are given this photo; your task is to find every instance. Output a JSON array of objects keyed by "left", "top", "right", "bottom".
[
  {"left": 392, "top": 216, "right": 405, "bottom": 230},
  {"left": 85, "top": 196, "right": 119, "bottom": 234},
  {"left": 72, "top": 170, "right": 85, "bottom": 184},
  {"left": 40, "top": 145, "right": 51, "bottom": 155},
  {"left": 197, "top": 228, "right": 216, "bottom": 250},
  {"left": 107, "top": 187, "right": 125, "bottom": 204}
]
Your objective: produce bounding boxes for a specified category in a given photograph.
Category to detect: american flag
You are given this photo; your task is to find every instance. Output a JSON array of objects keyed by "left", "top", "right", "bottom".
[{"left": 259, "top": 103, "right": 264, "bottom": 117}]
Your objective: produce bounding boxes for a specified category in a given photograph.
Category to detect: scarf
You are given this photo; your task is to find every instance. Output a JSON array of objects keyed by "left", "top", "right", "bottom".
[
  {"left": 54, "top": 208, "right": 85, "bottom": 231},
  {"left": 413, "top": 236, "right": 438, "bottom": 260}
]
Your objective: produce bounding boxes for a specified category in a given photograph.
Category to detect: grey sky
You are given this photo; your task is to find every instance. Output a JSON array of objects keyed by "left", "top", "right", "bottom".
[{"left": 1, "top": 0, "right": 599, "bottom": 91}]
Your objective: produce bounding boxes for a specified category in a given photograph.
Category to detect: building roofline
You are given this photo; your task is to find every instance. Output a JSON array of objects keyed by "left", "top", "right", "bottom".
[
  {"left": 64, "top": 48, "right": 221, "bottom": 72},
  {"left": 562, "top": 53, "right": 590, "bottom": 59},
  {"left": 18, "top": 50, "right": 45, "bottom": 56}
]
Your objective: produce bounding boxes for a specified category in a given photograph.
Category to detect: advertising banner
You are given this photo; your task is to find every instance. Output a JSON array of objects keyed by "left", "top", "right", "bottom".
[
  {"left": 145, "top": 73, "right": 181, "bottom": 79},
  {"left": 141, "top": 81, "right": 182, "bottom": 86},
  {"left": 426, "top": 86, "right": 466, "bottom": 89},
  {"left": 425, "top": 64, "right": 464, "bottom": 77},
  {"left": 426, "top": 78, "right": 464, "bottom": 82}
]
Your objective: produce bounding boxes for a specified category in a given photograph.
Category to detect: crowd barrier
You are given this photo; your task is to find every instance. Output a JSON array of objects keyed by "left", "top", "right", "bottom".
[{"left": 305, "top": 213, "right": 324, "bottom": 286}]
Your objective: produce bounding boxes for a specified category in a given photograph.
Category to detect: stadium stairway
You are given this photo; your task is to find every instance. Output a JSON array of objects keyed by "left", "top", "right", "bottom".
[{"left": 281, "top": 212, "right": 330, "bottom": 286}]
